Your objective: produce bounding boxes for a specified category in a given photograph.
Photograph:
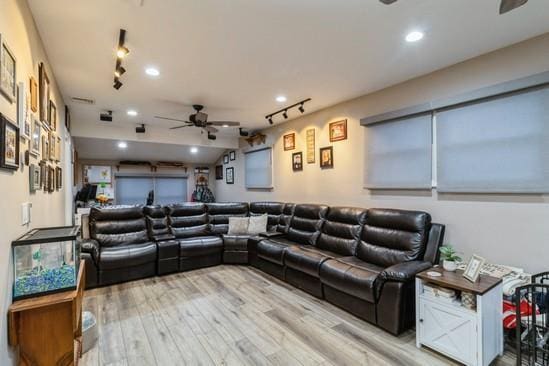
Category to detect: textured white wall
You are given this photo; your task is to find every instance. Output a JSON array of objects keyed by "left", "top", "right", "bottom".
[
  {"left": 0, "top": 1, "right": 70, "bottom": 363},
  {"left": 213, "top": 33, "right": 549, "bottom": 274}
]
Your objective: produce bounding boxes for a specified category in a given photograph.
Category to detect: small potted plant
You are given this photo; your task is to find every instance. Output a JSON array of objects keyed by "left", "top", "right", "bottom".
[{"left": 439, "top": 244, "right": 462, "bottom": 272}]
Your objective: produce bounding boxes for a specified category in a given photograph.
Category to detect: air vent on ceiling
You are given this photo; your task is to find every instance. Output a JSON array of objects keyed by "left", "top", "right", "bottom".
[{"left": 71, "top": 96, "right": 95, "bottom": 105}]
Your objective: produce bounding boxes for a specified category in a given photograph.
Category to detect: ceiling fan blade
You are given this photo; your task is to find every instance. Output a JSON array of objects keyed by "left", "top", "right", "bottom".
[
  {"left": 154, "top": 116, "right": 192, "bottom": 123},
  {"left": 169, "top": 125, "right": 193, "bottom": 130},
  {"left": 208, "top": 121, "right": 241, "bottom": 127},
  {"left": 204, "top": 126, "right": 218, "bottom": 133},
  {"left": 499, "top": 0, "right": 528, "bottom": 14},
  {"left": 379, "top": 0, "right": 398, "bottom": 4}
]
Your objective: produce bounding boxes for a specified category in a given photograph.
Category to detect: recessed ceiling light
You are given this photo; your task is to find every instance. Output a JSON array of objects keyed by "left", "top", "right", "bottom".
[
  {"left": 405, "top": 31, "right": 424, "bottom": 43},
  {"left": 117, "top": 141, "right": 128, "bottom": 149},
  {"left": 190, "top": 147, "right": 198, "bottom": 154},
  {"left": 276, "top": 95, "right": 287, "bottom": 103},
  {"left": 145, "top": 67, "right": 160, "bottom": 76},
  {"left": 127, "top": 110, "right": 138, "bottom": 116},
  {"left": 222, "top": 124, "right": 229, "bottom": 128}
]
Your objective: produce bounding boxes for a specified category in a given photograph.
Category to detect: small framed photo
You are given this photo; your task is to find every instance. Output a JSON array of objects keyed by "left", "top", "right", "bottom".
[
  {"left": 329, "top": 119, "right": 347, "bottom": 142},
  {"left": 1, "top": 114, "right": 20, "bottom": 170},
  {"left": 229, "top": 151, "right": 236, "bottom": 161},
  {"left": 319, "top": 146, "right": 333, "bottom": 169},
  {"left": 0, "top": 35, "right": 17, "bottom": 103},
  {"left": 17, "top": 82, "right": 31, "bottom": 140},
  {"left": 215, "top": 165, "right": 223, "bottom": 180},
  {"left": 463, "top": 255, "right": 486, "bottom": 283},
  {"left": 30, "top": 76, "right": 38, "bottom": 113},
  {"left": 283, "top": 133, "right": 295, "bottom": 151},
  {"left": 29, "top": 164, "right": 41, "bottom": 192},
  {"left": 41, "top": 134, "right": 48, "bottom": 159},
  {"left": 49, "top": 100, "right": 57, "bottom": 131},
  {"left": 292, "top": 152, "right": 303, "bottom": 171},
  {"left": 223, "top": 154, "right": 229, "bottom": 164},
  {"left": 39, "top": 62, "right": 51, "bottom": 127},
  {"left": 55, "top": 166, "right": 62, "bottom": 190},
  {"left": 226, "top": 167, "right": 234, "bottom": 184},
  {"left": 65, "top": 105, "right": 71, "bottom": 131},
  {"left": 31, "top": 119, "right": 41, "bottom": 156}
]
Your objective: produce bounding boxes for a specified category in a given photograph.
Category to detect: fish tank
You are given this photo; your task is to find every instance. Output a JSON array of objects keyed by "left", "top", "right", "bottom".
[{"left": 12, "top": 226, "right": 80, "bottom": 301}]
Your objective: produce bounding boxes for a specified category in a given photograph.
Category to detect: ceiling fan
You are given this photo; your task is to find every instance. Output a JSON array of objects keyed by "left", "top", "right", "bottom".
[
  {"left": 155, "top": 104, "right": 240, "bottom": 135},
  {"left": 379, "top": 0, "right": 528, "bottom": 14}
]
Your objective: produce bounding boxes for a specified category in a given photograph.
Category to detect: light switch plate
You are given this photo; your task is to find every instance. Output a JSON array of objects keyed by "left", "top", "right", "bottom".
[{"left": 21, "top": 202, "right": 32, "bottom": 226}]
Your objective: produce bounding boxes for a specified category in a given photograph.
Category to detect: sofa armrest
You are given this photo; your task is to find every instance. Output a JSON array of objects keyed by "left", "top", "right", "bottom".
[
  {"left": 259, "top": 231, "right": 284, "bottom": 238},
  {"left": 152, "top": 233, "right": 176, "bottom": 242},
  {"left": 79, "top": 239, "right": 100, "bottom": 264},
  {"left": 379, "top": 261, "right": 432, "bottom": 282}
]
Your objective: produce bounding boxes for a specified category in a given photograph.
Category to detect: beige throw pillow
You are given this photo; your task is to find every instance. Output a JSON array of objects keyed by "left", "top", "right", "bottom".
[
  {"left": 227, "top": 217, "right": 249, "bottom": 235},
  {"left": 248, "top": 214, "right": 268, "bottom": 235}
]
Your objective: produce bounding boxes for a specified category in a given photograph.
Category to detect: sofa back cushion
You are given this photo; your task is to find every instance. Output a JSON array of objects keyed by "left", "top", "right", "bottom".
[
  {"left": 250, "top": 202, "right": 284, "bottom": 231},
  {"left": 167, "top": 203, "right": 210, "bottom": 238},
  {"left": 144, "top": 205, "right": 169, "bottom": 237},
  {"left": 207, "top": 202, "right": 249, "bottom": 234},
  {"left": 316, "top": 207, "right": 367, "bottom": 256},
  {"left": 356, "top": 208, "right": 431, "bottom": 267},
  {"left": 90, "top": 205, "right": 148, "bottom": 247},
  {"left": 287, "top": 204, "right": 328, "bottom": 245},
  {"left": 277, "top": 203, "right": 295, "bottom": 233}
]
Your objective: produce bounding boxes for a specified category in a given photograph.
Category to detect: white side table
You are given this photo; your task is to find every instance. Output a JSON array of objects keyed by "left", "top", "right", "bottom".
[{"left": 416, "top": 268, "right": 503, "bottom": 366}]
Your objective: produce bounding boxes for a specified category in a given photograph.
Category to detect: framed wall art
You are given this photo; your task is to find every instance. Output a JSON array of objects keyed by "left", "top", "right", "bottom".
[
  {"left": 292, "top": 152, "right": 303, "bottom": 171},
  {"left": 55, "top": 166, "right": 62, "bottom": 190},
  {"left": 48, "top": 165, "right": 55, "bottom": 192},
  {"left": 215, "top": 165, "right": 223, "bottom": 180},
  {"left": 283, "top": 133, "right": 295, "bottom": 151},
  {"left": 31, "top": 119, "right": 41, "bottom": 157},
  {"left": 65, "top": 105, "right": 71, "bottom": 132},
  {"left": 229, "top": 151, "right": 236, "bottom": 161},
  {"left": 319, "top": 146, "right": 333, "bottom": 169},
  {"left": 30, "top": 76, "right": 38, "bottom": 112},
  {"left": 223, "top": 154, "right": 229, "bottom": 164},
  {"left": 226, "top": 167, "right": 234, "bottom": 184},
  {"left": 49, "top": 100, "right": 57, "bottom": 131},
  {"left": 55, "top": 135, "right": 61, "bottom": 162},
  {"left": 0, "top": 114, "right": 20, "bottom": 170},
  {"left": 39, "top": 62, "right": 50, "bottom": 127},
  {"left": 0, "top": 35, "right": 17, "bottom": 103},
  {"left": 17, "top": 82, "right": 31, "bottom": 140},
  {"left": 329, "top": 119, "right": 347, "bottom": 142},
  {"left": 41, "top": 134, "right": 49, "bottom": 160},
  {"left": 48, "top": 132, "right": 55, "bottom": 161},
  {"left": 306, "top": 128, "right": 315, "bottom": 163},
  {"left": 29, "top": 164, "right": 41, "bottom": 192}
]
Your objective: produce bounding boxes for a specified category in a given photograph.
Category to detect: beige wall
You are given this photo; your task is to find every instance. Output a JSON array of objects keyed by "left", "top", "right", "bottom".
[
  {"left": 0, "top": 1, "right": 70, "bottom": 363},
  {"left": 213, "top": 33, "right": 549, "bottom": 274}
]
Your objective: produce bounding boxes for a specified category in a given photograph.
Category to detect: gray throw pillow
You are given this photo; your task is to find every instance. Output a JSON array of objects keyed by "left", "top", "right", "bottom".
[
  {"left": 227, "top": 217, "right": 249, "bottom": 235},
  {"left": 248, "top": 214, "right": 268, "bottom": 235}
]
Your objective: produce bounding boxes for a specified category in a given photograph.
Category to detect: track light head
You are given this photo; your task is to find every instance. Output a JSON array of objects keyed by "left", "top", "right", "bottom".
[
  {"left": 114, "top": 66, "right": 126, "bottom": 78},
  {"left": 239, "top": 128, "right": 249, "bottom": 137},
  {"left": 113, "top": 79, "right": 123, "bottom": 90},
  {"left": 268, "top": 117, "right": 273, "bottom": 125},
  {"left": 116, "top": 46, "right": 129, "bottom": 58},
  {"left": 207, "top": 132, "right": 217, "bottom": 140},
  {"left": 298, "top": 103, "right": 305, "bottom": 113},
  {"left": 282, "top": 110, "right": 288, "bottom": 119}
]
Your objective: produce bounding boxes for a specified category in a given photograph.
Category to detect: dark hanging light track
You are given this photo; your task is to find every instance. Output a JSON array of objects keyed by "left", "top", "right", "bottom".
[
  {"left": 265, "top": 98, "right": 311, "bottom": 125},
  {"left": 113, "top": 29, "right": 129, "bottom": 90}
]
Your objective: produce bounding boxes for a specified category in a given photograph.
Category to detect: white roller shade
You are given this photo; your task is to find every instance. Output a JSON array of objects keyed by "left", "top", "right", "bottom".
[{"left": 245, "top": 147, "right": 273, "bottom": 189}]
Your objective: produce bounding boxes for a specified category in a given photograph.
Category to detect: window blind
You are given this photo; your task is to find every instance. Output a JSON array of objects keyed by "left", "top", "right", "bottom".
[
  {"left": 365, "top": 114, "right": 432, "bottom": 189},
  {"left": 245, "top": 147, "right": 273, "bottom": 189},
  {"left": 115, "top": 177, "right": 154, "bottom": 205},
  {"left": 155, "top": 177, "right": 187, "bottom": 204},
  {"left": 436, "top": 86, "right": 549, "bottom": 193}
]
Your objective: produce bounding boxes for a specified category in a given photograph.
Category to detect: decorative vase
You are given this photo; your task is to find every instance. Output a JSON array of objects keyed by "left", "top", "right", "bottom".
[{"left": 443, "top": 260, "right": 457, "bottom": 272}]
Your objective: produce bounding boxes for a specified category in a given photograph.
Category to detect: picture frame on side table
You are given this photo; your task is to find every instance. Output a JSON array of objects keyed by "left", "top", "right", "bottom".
[
  {"left": 0, "top": 114, "right": 20, "bottom": 170},
  {"left": 319, "top": 146, "right": 333, "bottom": 169},
  {"left": 283, "top": 133, "right": 295, "bottom": 151},
  {"left": 30, "top": 76, "right": 38, "bottom": 112},
  {"left": 329, "top": 119, "right": 347, "bottom": 142},
  {"left": 463, "top": 255, "right": 485, "bottom": 283},
  {"left": 215, "top": 165, "right": 223, "bottom": 180},
  {"left": 29, "top": 164, "right": 41, "bottom": 192},
  {"left": 229, "top": 151, "right": 236, "bottom": 161},
  {"left": 292, "top": 152, "right": 303, "bottom": 171},
  {"left": 38, "top": 62, "right": 51, "bottom": 127},
  {"left": 0, "top": 35, "right": 17, "bottom": 103},
  {"left": 17, "top": 82, "right": 31, "bottom": 140},
  {"left": 226, "top": 167, "right": 234, "bottom": 184},
  {"left": 223, "top": 154, "right": 229, "bottom": 164}
]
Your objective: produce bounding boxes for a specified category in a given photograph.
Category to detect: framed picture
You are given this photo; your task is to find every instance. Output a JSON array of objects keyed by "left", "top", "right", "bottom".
[
  {"left": 226, "top": 167, "right": 234, "bottom": 184},
  {"left": 463, "top": 255, "right": 486, "bottom": 283},
  {"left": 55, "top": 166, "right": 62, "bottom": 190},
  {"left": 229, "top": 151, "right": 236, "bottom": 161},
  {"left": 283, "top": 133, "right": 295, "bottom": 151},
  {"left": 223, "top": 154, "right": 229, "bottom": 164},
  {"left": 41, "top": 134, "right": 48, "bottom": 159},
  {"left": 0, "top": 35, "right": 16, "bottom": 103},
  {"left": 319, "top": 146, "right": 333, "bottom": 169},
  {"left": 48, "top": 165, "right": 55, "bottom": 192},
  {"left": 48, "top": 132, "right": 55, "bottom": 161},
  {"left": 17, "top": 82, "right": 31, "bottom": 140},
  {"left": 0, "top": 114, "right": 20, "bottom": 170},
  {"left": 306, "top": 128, "right": 315, "bottom": 163},
  {"left": 31, "top": 119, "right": 41, "bottom": 157},
  {"left": 215, "top": 165, "right": 223, "bottom": 180},
  {"left": 292, "top": 152, "right": 303, "bottom": 171},
  {"left": 29, "top": 164, "right": 41, "bottom": 192},
  {"left": 64, "top": 105, "right": 71, "bottom": 132},
  {"left": 30, "top": 76, "right": 38, "bottom": 113},
  {"left": 329, "top": 119, "right": 347, "bottom": 142},
  {"left": 49, "top": 100, "right": 57, "bottom": 131},
  {"left": 39, "top": 62, "right": 50, "bottom": 126},
  {"left": 55, "top": 135, "right": 61, "bottom": 162}
]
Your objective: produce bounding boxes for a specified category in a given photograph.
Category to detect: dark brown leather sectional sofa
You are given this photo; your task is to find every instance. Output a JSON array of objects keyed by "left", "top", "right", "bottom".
[{"left": 80, "top": 201, "right": 444, "bottom": 335}]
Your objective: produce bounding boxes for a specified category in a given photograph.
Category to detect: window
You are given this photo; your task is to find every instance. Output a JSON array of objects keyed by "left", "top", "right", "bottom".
[
  {"left": 245, "top": 147, "right": 273, "bottom": 189},
  {"left": 436, "top": 87, "right": 549, "bottom": 193},
  {"left": 115, "top": 175, "right": 187, "bottom": 205},
  {"left": 365, "top": 114, "right": 432, "bottom": 189}
]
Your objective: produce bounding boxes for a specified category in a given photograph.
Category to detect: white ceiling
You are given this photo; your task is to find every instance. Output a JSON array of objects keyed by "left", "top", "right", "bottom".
[
  {"left": 28, "top": 0, "right": 549, "bottom": 158},
  {"left": 74, "top": 137, "right": 226, "bottom": 164}
]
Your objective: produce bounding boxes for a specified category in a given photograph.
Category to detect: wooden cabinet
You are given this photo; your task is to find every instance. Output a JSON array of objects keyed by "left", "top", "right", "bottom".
[
  {"left": 8, "top": 261, "right": 85, "bottom": 366},
  {"left": 416, "top": 267, "right": 503, "bottom": 366}
]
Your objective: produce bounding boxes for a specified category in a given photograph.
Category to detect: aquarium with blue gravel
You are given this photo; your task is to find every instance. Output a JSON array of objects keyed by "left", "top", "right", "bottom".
[{"left": 12, "top": 226, "right": 80, "bottom": 301}]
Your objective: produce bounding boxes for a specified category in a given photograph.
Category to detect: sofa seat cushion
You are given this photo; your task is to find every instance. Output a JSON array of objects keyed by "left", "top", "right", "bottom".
[
  {"left": 179, "top": 236, "right": 223, "bottom": 257},
  {"left": 319, "top": 256, "right": 384, "bottom": 303},
  {"left": 284, "top": 246, "right": 342, "bottom": 278},
  {"left": 256, "top": 238, "right": 298, "bottom": 265},
  {"left": 223, "top": 234, "right": 250, "bottom": 251},
  {"left": 99, "top": 242, "right": 157, "bottom": 270}
]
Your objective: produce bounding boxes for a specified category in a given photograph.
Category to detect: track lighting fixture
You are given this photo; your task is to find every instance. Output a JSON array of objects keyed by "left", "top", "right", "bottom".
[
  {"left": 114, "top": 66, "right": 126, "bottom": 78},
  {"left": 116, "top": 46, "right": 129, "bottom": 59},
  {"left": 113, "top": 79, "right": 123, "bottom": 90},
  {"left": 264, "top": 98, "right": 311, "bottom": 125},
  {"left": 113, "top": 29, "right": 129, "bottom": 90},
  {"left": 239, "top": 128, "right": 249, "bottom": 137},
  {"left": 207, "top": 132, "right": 217, "bottom": 140}
]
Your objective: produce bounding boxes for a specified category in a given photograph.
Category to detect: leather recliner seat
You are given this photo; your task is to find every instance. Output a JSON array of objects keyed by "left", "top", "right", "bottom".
[
  {"left": 144, "top": 205, "right": 178, "bottom": 275},
  {"left": 206, "top": 202, "right": 250, "bottom": 263}
]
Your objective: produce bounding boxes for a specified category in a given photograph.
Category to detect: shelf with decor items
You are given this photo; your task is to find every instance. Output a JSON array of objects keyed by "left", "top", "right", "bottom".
[{"left": 415, "top": 267, "right": 503, "bottom": 366}]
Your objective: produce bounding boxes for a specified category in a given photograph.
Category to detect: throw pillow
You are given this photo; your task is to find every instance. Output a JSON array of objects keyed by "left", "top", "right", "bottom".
[
  {"left": 248, "top": 214, "right": 268, "bottom": 235},
  {"left": 227, "top": 217, "right": 249, "bottom": 235}
]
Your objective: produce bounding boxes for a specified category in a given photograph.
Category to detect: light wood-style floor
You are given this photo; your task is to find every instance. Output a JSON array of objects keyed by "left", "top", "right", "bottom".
[{"left": 81, "top": 265, "right": 515, "bottom": 366}]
